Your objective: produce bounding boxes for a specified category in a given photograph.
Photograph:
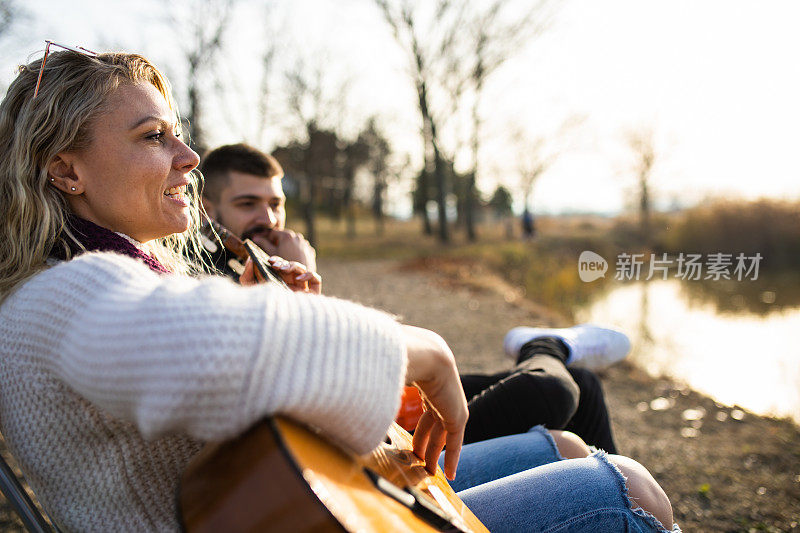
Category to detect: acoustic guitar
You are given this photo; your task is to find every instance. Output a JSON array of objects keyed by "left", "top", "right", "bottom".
[
  {"left": 180, "top": 222, "right": 487, "bottom": 532},
  {"left": 179, "top": 417, "right": 488, "bottom": 532}
]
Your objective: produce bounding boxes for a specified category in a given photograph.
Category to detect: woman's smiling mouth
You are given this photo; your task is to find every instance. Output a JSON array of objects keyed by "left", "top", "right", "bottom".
[
  {"left": 164, "top": 185, "right": 185, "bottom": 198},
  {"left": 163, "top": 185, "right": 188, "bottom": 205}
]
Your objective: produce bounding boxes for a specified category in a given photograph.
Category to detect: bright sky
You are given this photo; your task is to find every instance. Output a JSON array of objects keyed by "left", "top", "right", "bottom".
[{"left": 6, "top": 0, "right": 800, "bottom": 215}]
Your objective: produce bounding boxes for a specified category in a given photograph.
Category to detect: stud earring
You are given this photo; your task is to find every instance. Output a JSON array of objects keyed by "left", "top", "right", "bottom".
[
  {"left": 49, "top": 178, "right": 55, "bottom": 182},
  {"left": 70, "top": 187, "right": 76, "bottom": 191}
]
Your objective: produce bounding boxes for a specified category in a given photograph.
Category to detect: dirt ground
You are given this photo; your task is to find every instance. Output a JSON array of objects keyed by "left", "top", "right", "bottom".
[{"left": 0, "top": 257, "right": 797, "bottom": 532}]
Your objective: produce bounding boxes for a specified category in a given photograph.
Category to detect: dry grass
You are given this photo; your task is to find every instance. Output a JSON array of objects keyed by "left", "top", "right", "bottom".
[{"left": 628, "top": 198, "right": 800, "bottom": 271}]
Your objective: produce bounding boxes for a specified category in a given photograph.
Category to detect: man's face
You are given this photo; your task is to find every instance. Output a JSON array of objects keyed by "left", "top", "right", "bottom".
[{"left": 204, "top": 170, "right": 286, "bottom": 241}]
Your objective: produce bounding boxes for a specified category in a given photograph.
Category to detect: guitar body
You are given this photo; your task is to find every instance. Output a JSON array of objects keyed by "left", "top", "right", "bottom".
[{"left": 179, "top": 417, "right": 488, "bottom": 533}]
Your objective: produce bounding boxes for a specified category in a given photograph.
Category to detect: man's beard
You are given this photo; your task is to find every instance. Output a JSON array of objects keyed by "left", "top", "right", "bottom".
[{"left": 241, "top": 224, "right": 274, "bottom": 243}]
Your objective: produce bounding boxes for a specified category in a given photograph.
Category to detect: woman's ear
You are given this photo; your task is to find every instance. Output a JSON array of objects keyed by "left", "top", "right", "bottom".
[{"left": 47, "top": 154, "right": 83, "bottom": 195}]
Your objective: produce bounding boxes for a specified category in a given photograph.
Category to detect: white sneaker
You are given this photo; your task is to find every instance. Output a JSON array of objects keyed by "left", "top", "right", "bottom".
[{"left": 503, "top": 324, "right": 630, "bottom": 370}]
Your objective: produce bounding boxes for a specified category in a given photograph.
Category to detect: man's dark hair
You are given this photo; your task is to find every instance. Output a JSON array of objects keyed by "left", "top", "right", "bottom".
[{"left": 200, "top": 143, "right": 283, "bottom": 201}]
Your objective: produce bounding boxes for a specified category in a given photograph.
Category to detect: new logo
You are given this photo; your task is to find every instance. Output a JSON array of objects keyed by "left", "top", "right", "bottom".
[{"left": 578, "top": 251, "right": 608, "bottom": 282}]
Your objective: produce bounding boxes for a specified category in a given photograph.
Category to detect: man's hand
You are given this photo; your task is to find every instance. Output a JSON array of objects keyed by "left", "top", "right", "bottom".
[
  {"left": 252, "top": 229, "right": 317, "bottom": 273},
  {"left": 401, "top": 325, "right": 468, "bottom": 480}
]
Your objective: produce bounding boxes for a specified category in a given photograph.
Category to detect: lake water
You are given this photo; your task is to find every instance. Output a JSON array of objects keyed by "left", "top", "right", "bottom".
[{"left": 576, "top": 279, "right": 800, "bottom": 423}]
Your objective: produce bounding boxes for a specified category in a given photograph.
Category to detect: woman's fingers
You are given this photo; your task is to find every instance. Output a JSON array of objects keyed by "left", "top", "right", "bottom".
[
  {"left": 418, "top": 405, "right": 464, "bottom": 479},
  {"left": 412, "top": 410, "right": 436, "bottom": 461},
  {"left": 402, "top": 325, "right": 468, "bottom": 480},
  {"left": 267, "top": 257, "right": 321, "bottom": 294},
  {"left": 442, "top": 420, "right": 465, "bottom": 480},
  {"left": 423, "top": 392, "right": 465, "bottom": 480},
  {"left": 423, "top": 421, "right": 447, "bottom": 476},
  {"left": 295, "top": 271, "right": 322, "bottom": 294},
  {"left": 306, "top": 271, "right": 322, "bottom": 294},
  {"left": 412, "top": 406, "right": 462, "bottom": 479}
]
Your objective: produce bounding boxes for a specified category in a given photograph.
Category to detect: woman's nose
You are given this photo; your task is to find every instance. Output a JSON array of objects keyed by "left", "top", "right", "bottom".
[{"left": 174, "top": 139, "right": 200, "bottom": 173}]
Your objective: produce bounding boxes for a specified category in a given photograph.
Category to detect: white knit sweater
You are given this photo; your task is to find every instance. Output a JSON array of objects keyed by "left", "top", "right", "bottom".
[{"left": 0, "top": 253, "right": 407, "bottom": 532}]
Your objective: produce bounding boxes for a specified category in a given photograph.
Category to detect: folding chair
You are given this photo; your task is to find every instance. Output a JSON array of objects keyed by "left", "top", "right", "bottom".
[{"left": 0, "top": 450, "right": 57, "bottom": 533}]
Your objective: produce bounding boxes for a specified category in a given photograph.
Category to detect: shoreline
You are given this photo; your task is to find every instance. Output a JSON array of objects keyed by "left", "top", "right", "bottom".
[{"left": 601, "top": 361, "right": 799, "bottom": 531}]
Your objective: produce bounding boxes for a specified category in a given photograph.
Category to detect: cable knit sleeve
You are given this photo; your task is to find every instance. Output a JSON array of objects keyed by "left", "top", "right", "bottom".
[{"left": 4, "top": 253, "right": 406, "bottom": 454}]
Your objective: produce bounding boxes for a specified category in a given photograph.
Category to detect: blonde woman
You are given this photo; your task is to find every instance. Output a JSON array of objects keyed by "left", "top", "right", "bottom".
[{"left": 0, "top": 45, "right": 677, "bottom": 532}]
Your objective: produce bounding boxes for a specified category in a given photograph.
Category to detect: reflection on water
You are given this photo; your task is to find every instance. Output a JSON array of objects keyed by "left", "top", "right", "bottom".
[
  {"left": 577, "top": 279, "right": 800, "bottom": 423},
  {"left": 677, "top": 273, "right": 800, "bottom": 316}
]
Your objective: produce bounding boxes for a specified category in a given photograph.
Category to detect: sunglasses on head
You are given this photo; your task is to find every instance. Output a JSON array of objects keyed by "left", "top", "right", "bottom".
[{"left": 33, "top": 40, "right": 98, "bottom": 98}]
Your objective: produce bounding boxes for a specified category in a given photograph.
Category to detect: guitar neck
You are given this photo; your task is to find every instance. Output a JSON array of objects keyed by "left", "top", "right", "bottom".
[{"left": 201, "top": 220, "right": 288, "bottom": 289}]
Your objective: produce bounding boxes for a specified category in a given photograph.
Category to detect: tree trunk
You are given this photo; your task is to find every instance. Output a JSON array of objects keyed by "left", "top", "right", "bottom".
[
  {"left": 302, "top": 132, "right": 316, "bottom": 247},
  {"left": 465, "top": 172, "right": 477, "bottom": 241},
  {"left": 344, "top": 170, "right": 356, "bottom": 239},
  {"left": 373, "top": 180, "right": 385, "bottom": 236},
  {"left": 187, "top": 82, "right": 206, "bottom": 155},
  {"left": 431, "top": 140, "right": 449, "bottom": 243},
  {"left": 639, "top": 173, "right": 651, "bottom": 247},
  {"left": 418, "top": 168, "right": 433, "bottom": 235},
  {"left": 303, "top": 180, "right": 316, "bottom": 247},
  {"left": 418, "top": 79, "right": 448, "bottom": 243},
  {"left": 466, "top": 73, "right": 483, "bottom": 242}
]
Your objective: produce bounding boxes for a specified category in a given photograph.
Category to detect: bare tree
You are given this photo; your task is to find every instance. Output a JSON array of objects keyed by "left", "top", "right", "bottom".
[
  {"left": 463, "top": 0, "right": 556, "bottom": 241},
  {"left": 0, "top": 0, "right": 33, "bottom": 103},
  {"left": 374, "top": 0, "right": 470, "bottom": 243},
  {"left": 375, "top": 1, "right": 558, "bottom": 242},
  {"left": 281, "top": 54, "right": 354, "bottom": 246},
  {"left": 177, "top": 0, "right": 236, "bottom": 154},
  {"left": 0, "top": 0, "right": 27, "bottom": 61},
  {"left": 249, "top": 2, "right": 281, "bottom": 147},
  {"left": 254, "top": 39, "right": 278, "bottom": 148},
  {"left": 626, "top": 128, "right": 657, "bottom": 245},
  {"left": 283, "top": 61, "right": 325, "bottom": 247},
  {"left": 340, "top": 135, "right": 370, "bottom": 239},
  {"left": 190, "top": 3, "right": 280, "bottom": 147},
  {"left": 0, "top": 0, "right": 16, "bottom": 38},
  {"left": 358, "top": 117, "right": 395, "bottom": 236},
  {"left": 511, "top": 116, "right": 583, "bottom": 214},
  {"left": 516, "top": 137, "right": 556, "bottom": 215}
]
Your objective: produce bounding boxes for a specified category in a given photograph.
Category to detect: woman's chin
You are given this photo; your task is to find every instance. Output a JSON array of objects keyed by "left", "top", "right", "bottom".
[
  {"left": 170, "top": 218, "right": 192, "bottom": 236},
  {"left": 152, "top": 214, "right": 191, "bottom": 240}
]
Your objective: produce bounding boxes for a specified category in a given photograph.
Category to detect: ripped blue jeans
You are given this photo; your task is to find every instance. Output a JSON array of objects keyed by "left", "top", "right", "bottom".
[{"left": 444, "top": 426, "right": 681, "bottom": 532}]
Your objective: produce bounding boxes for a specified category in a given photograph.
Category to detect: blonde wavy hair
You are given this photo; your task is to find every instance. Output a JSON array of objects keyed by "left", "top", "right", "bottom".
[{"left": 0, "top": 48, "right": 207, "bottom": 302}]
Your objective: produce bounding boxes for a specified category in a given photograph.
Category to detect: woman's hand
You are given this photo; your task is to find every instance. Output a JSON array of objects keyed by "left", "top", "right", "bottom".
[
  {"left": 401, "top": 325, "right": 468, "bottom": 481},
  {"left": 239, "top": 256, "right": 322, "bottom": 294}
]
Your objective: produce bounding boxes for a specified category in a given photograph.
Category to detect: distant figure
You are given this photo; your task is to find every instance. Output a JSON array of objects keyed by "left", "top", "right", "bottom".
[{"left": 522, "top": 208, "right": 536, "bottom": 239}]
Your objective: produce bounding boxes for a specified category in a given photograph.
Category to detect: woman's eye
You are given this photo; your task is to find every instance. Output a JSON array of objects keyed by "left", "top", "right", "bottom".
[{"left": 147, "top": 131, "right": 165, "bottom": 142}]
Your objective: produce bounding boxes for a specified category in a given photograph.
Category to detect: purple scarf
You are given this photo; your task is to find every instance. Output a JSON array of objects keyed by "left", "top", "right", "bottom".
[{"left": 52, "top": 216, "right": 172, "bottom": 274}]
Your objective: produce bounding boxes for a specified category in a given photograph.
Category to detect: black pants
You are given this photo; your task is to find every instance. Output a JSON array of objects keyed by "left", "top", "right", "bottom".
[{"left": 460, "top": 337, "right": 617, "bottom": 453}]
